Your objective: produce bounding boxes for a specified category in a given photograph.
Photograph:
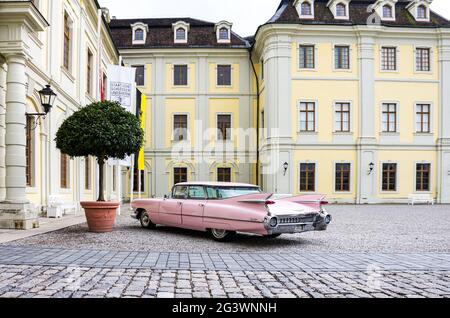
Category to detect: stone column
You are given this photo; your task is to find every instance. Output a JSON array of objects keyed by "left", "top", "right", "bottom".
[
  {"left": 0, "top": 56, "right": 6, "bottom": 201},
  {"left": 0, "top": 54, "right": 38, "bottom": 229},
  {"left": 356, "top": 34, "right": 378, "bottom": 204},
  {"left": 438, "top": 36, "right": 450, "bottom": 203}
]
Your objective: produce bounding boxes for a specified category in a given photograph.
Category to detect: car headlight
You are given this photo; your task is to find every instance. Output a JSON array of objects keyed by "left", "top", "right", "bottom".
[{"left": 269, "top": 217, "right": 278, "bottom": 228}]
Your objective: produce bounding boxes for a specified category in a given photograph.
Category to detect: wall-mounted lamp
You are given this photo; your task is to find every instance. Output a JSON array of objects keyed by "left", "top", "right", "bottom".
[
  {"left": 368, "top": 162, "right": 375, "bottom": 175},
  {"left": 26, "top": 85, "right": 57, "bottom": 130},
  {"left": 283, "top": 162, "right": 289, "bottom": 176}
]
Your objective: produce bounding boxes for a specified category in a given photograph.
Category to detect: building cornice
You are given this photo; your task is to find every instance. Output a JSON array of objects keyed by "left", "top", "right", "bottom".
[{"left": 118, "top": 48, "right": 250, "bottom": 58}]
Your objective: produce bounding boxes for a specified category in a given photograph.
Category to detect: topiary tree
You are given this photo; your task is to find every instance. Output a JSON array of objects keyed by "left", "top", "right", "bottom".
[{"left": 55, "top": 101, "right": 144, "bottom": 202}]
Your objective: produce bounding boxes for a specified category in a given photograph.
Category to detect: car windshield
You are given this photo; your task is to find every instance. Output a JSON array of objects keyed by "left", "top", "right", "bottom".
[{"left": 206, "top": 186, "right": 262, "bottom": 199}]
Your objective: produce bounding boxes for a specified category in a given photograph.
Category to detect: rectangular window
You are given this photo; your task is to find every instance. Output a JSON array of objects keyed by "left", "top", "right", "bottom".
[
  {"left": 335, "top": 102, "right": 350, "bottom": 132},
  {"left": 60, "top": 153, "right": 69, "bottom": 189},
  {"left": 299, "top": 102, "right": 316, "bottom": 132},
  {"left": 173, "top": 114, "right": 188, "bottom": 141},
  {"left": 416, "top": 163, "right": 431, "bottom": 192},
  {"left": 87, "top": 50, "right": 93, "bottom": 95},
  {"left": 217, "top": 168, "right": 232, "bottom": 183},
  {"left": 174, "top": 167, "right": 188, "bottom": 185},
  {"left": 217, "top": 65, "right": 231, "bottom": 86},
  {"left": 26, "top": 116, "right": 34, "bottom": 187},
  {"left": 173, "top": 65, "right": 188, "bottom": 86},
  {"left": 63, "top": 13, "right": 71, "bottom": 70},
  {"left": 299, "top": 163, "right": 316, "bottom": 192},
  {"left": 416, "top": 48, "right": 430, "bottom": 72},
  {"left": 381, "top": 47, "right": 397, "bottom": 71},
  {"left": 335, "top": 46, "right": 350, "bottom": 69},
  {"left": 134, "top": 65, "right": 145, "bottom": 86},
  {"left": 217, "top": 114, "right": 232, "bottom": 140},
  {"left": 85, "top": 156, "right": 91, "bottom": 190},
  {"left": 382, "top": 163, "right": 397, "bottom": 192},
  {"left": 416, "top": 104, "right": 431, "bottom": 133},
  {"left": 299, "top": 45, "right": 315, "bottom": 69},
  {"left": 133, "top": 168, "right": 144, "bottom": 192},
  {"left": 335, "top": 163, "right": 351, "bottom": 192},
  {"left": 382, "top": 103, "right": 397, "bottom": 133}
]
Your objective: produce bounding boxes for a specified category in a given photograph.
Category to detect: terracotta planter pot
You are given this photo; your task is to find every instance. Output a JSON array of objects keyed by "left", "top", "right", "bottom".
[{"left": 80, "top": 201, "right": 120, "bottom": 233}]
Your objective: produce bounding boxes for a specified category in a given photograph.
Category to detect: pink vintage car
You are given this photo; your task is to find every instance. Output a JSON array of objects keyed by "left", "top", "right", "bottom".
[{"left": 131, "top": 182, "right": 332, "bottom": 242}]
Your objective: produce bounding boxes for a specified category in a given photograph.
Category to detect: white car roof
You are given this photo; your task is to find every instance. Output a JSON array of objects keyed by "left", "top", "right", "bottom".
[{"left": 175, "top": 182, "right": 260, "bottom": 188}]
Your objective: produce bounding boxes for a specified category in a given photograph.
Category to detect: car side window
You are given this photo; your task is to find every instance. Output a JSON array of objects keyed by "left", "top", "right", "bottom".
[
  {"left": 206, "top": 187, "right": 218, "bottom": 199},
  {"left": 188, "top": 186, "right": 206, "bottom": 200},
  {"left": 173, "top": 186, "right": 188, "bottom": 199}
]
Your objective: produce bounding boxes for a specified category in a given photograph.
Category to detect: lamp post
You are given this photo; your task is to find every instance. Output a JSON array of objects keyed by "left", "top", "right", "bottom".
[
  {"left": 26, "top": 84, "right": 56, "bottom": 129},
  {"left": 368, "top": 162, "right": 375, "bottom": 175},
  {"left": 283, "top": 162, "right": 289, "bottom": 176}
]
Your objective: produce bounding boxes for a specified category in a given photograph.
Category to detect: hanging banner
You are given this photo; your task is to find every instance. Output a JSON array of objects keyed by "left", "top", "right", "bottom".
[
  {"left": 137, "top": 90, "right": 147, "bottom": 171},
  {"left": 107, "top": 64, "right": 136, "bottom": 112}
]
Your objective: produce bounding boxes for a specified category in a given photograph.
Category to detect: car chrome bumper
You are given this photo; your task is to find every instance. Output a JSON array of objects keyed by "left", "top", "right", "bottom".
[{"left": 265, "top": 212, "right": 332, "bottom": 235}]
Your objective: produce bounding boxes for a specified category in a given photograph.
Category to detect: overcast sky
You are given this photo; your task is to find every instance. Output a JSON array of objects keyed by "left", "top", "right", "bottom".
[{"left": 99, "top": 0, "right": 450, "bottom": 37}]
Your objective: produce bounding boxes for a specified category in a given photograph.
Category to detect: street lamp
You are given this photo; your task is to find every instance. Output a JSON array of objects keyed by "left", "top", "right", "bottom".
[
  {"left": 26, "top": 84, "right": 57, "bottom": 129},
  {"left": 368, "top": 162, "right": 375, "bottom": 175}
]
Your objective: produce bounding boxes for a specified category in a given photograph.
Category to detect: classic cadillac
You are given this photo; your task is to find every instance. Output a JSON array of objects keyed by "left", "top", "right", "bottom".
[{"left": 131, "top": 182, "right": 332, "bottom": 242}]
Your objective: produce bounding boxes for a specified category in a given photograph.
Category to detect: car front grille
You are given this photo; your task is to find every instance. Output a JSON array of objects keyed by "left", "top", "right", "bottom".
[{"left": 279, "top": 213, "right": 317, "bottom": 224}]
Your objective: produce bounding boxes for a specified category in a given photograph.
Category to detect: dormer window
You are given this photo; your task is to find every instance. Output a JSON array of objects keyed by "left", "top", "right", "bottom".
[
  {"left": 131, "top": 22, "right": 148, "bottom": 45},
  {"left": 406, "top": 1, "right": 430, "bottom": 22},
  {"left": 336, "top": 3, "right": 346, "bottom": 17},
  {"left": 383, "top": 5, "right": 393, "bottom": 18},
  {"left": 417, "top": 5, "right": 427, "bottom": 19},
  {"left": 172, "top": 21, "right": 190, "bottom": 44},
  {"left": 219, "top": 28, "right": 229, "bottom": 40},
  {"left": 215, "top": 21, "right": 232, "bottom": 43},
  {"left": 301, "top": 2, "right": 312, "bottom": 15},
  {"left": 176, "top": 28, "right": 186, "bottom": 40}
]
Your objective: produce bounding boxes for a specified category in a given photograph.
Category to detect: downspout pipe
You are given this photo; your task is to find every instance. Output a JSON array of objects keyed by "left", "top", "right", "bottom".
[{"left": 249, "top": 50, "right": 260, "bottom": 187}]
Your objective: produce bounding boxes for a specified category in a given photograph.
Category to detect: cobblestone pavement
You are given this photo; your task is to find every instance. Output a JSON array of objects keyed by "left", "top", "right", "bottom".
[
  {"left": 0, "top": 265, "right": 448, "bottom": 298},
  {"left": 5, "top": 205, "right": 450, "bottom": 253},
  {"left": 0, "top": 246, "right": 449, "bottom": 298}
]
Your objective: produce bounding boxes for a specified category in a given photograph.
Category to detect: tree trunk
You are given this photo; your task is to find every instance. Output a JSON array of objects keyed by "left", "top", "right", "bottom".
[{"left": 97, "top": 158, "right": 105, "bottom": 202}]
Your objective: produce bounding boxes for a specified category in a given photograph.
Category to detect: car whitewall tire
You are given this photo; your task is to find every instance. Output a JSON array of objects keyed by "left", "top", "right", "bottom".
[
  {"left": 210, "top": 228, "right": 236, "bottom": 242},
  {"left": 140, "top": 211, "right": 156, "bottom": 229}
]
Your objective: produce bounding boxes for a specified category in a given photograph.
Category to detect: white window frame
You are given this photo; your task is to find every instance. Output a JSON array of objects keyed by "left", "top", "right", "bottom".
[
  {"left": 295, "top": 0, "right": 315, "bottom": 19},
  {"left": 298, "top": 161, "right": 318, "bottom": 194},
  {"left": 380, "top": 46, "right": 399, "bottom": 73},
  {"left": 414, "top": 46, "right": 433, "bottom": 74},
  {"left": 131, "top": 22, "right": 149, "bottom": 45},
  {"left": 172, "top": 64, "right": 190, "bottom": 87},
  {"left": 298, "top": 43, "right": 317, "bottom": 70},
  {"left": 333, "top": 44, "right": 352, "bottom": 71},
  {"left": 216, "top": 112, "right": 233, "bottom": 142},
  {"left": 333, "top": 161, "right": 353, "bottom": 194},
  {"left": 297, "top": 100, "right": 318, "bottom": 134},
  {"left": 380, "top": 161, "right": 399, "bottom": 194},
  {"left": 407, "top": 1, "right": 431, "bottom": 22},
  {"left": 380, "top": 101, "right": 400, "bottom": 134},
  {"left": 172, "top": 21, "right": 190, "bottom": 44},
  {"left": 328, "top": 0, "right": 350, "bottom": 20},
  {"left": 413, "top": 161, "right": 433, "bottom": 194},
  {"left": 171, "top": 113, "right": 190, "bottom": 142},
  {"left": 216, "top": 64, "right": 233, "bottom": 87},
  {"left": 414, "top": 102, "right": 433, "bottom": 135},
  {"left": 333, "top": 101, "right": 353, "bottom": 133},
  {"left": 215, "top": 21, "right": 233, "bottom": 44}
]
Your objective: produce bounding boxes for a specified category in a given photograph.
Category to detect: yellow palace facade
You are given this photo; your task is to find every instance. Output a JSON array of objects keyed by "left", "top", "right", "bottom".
[{"left": 110, "top": 0, "right": 450, "bottom": 204}]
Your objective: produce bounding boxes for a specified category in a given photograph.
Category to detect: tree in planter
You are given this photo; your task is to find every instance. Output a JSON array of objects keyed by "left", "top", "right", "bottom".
[{"left": 55, "top": 101, "right": 144, "bottom": 202}]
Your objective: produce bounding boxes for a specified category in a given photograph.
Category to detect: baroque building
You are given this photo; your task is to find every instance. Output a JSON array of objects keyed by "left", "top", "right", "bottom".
[
  {"left": 0, "top": 0, "right": 120, "bottom": 229},
  {"left": 110, "top": 0, "right": 450, "bottom": 204}
]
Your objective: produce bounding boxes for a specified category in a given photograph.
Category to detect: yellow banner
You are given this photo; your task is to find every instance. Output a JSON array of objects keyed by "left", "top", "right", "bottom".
[{"left": 138, "top": 93, "right": 146, "bottom": 171}]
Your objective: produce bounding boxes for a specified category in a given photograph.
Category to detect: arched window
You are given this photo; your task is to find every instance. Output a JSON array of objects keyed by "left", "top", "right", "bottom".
[
  {"left": 417, "top": 5, "right": 427, "bottom": 19},
  {"left": 336, "top": 3, "right": 346, "bottom": 17},
  {"left": 383, "top": 4, "right": 393, "bottom": 18},
  {"left": 219, "top": 27, "right": 229, "bottom": 40},
  {"left": 176, "top": 27, "right": 186, "bottom": 40},
  {"left": 301, "top": 2, "right": 312, "bottom": 16},
  {"left": 134, "top": 28, "right": 144, "bottom": 41}
]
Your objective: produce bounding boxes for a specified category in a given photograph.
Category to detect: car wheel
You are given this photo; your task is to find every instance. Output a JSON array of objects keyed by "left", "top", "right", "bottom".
[
  {"left": 264, "top": 234, "right": 282, "bottom": 239},
  {"left": 210, "top": 228, "right": 236, "bottom": 242},
  {"left": 139, "top": 211, "right": 156, "bottom": 229}
]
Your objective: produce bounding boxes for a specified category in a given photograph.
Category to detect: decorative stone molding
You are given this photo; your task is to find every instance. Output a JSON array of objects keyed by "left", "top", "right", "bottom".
[
  {"left": 130, "top": 22, "right": 149, "bottom": 45},
  {"left": 215, "top": 21, "right": 233, "bottom": 44},
  {"left": 172, "top": 21, "right": 190, "bottom": 44},
  {"left": 406, "top": 0, "right": 432, "bottom": 22}
]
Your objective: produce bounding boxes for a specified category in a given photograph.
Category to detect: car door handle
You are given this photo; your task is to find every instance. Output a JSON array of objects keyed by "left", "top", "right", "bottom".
[
  {"left": 178, "top": 202, "right": 183, "bottom": 206},
  {"left": 199, "top": 203, "right": 205, "bottom": 207}
]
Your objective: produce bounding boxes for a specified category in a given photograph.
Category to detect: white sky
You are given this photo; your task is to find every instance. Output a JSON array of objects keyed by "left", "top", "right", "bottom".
[{"left": 99, "top": 0, "right": 450, "bottom": 37}]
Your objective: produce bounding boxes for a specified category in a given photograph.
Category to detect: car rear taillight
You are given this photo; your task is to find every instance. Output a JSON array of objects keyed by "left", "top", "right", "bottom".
[
  {"left": 265, "top": 200, "right": 276, "bottom": 205},
  {"left": 320, "top": 200, "right": 329, "bottom": 205}
]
